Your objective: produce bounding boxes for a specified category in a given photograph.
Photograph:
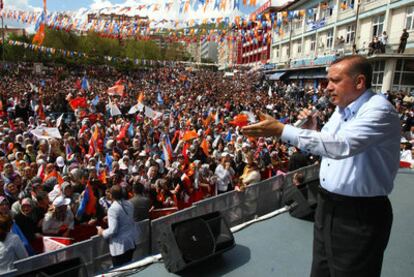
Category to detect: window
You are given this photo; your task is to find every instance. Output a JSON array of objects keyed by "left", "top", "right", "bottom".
[
  {"left": 282, "top": 23, "right": 290, "bottom": 35},
  {"left": 294, "top": 19, "right": 303, "bottom": 30},
  {"left": 273, "top": 46, "right": 280, "bottom": 58},
  {"left": 372, "top": 14, "right": 385, "bottom": 37},
  {"left": 297, "top": 42, "right": 302, "bottom": 53},
  {"left": 346, "top": 24, "right": 355, "bottom": 44},
  {"left": 307, "top": 7, "right": 318, "bottom": 22},
  {"left": 319, "top": 1, "right": 334, "bottom": 19},
  {"left": 310, "top": 35, "right": 316, "bottom": 51},
  {"left": 326, "top": 29, "right": 334, "bottom": 48},
  {"left": 406, "top": 6, "right": 414, "bottom": 31},
  {"left": 328, "top": 1, "right": 334, "bottom": 16},
  {"left": 371, "top": 60, "right": 385, "bottom": 92},
  {"left": 392, "top": 59, "right": 414, "bottom": 92}
]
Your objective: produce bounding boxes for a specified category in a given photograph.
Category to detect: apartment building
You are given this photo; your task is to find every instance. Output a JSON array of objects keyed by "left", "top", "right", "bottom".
[
  {"left": 201, "top": 39, "right": 218, "bottom": 63},
  {"left": 218, "top": 34, "right": 238, "bottom": 68},
  {"left": 236, "top": 0, "right": 281, "bottom": 66},
  {"left": 267, "top": 0, "right": 414, "bottom": 93}
]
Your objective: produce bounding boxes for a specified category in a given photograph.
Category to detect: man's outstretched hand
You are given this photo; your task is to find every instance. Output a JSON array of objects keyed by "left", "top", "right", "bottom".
[{"left": 241, "top": 112, "right": 285, "bottom": 138}]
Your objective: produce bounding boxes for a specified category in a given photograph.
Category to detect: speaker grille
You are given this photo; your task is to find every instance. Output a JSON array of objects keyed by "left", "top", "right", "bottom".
[{"left": 173, "top": 218, "right": 215, "bottom": 262}]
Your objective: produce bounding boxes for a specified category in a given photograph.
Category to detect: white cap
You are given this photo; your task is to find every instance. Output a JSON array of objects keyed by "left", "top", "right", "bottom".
[
  {"left": 242, "top": 142, "right": 250, "bottom": 148},
  {"left": 53, "top": 196, "right": 71, "bottom": 207},
  {"left": 56, "top": 156, "right": 65, "bottom": 168}
]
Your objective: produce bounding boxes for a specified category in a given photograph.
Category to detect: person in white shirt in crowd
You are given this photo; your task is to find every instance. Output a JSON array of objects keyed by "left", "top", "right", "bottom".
[
  {"left": 0, "top": 214, "right": 28, "bottom": 273},
  {"left": 214, "top": 153, "right": 235, "bottom": 194}
]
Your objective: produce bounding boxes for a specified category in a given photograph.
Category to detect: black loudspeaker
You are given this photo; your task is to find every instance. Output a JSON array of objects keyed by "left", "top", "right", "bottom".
[
  {"left": 282, "top": 180, "right": 317, "bottom": 220},
  {"left": 158, "top": 211, "right": 235, "bottom": 273}
]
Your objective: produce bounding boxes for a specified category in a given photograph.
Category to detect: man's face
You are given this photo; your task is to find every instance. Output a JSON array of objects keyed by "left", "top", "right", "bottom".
[
  {"left": 21, "top": 204, "right": 32, "bottom": 216},
  {"left": 326, "top": 61, "right": 361, "bottom": 108}
]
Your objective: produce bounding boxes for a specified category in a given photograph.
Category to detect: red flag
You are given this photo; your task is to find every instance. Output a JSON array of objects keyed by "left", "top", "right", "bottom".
[
  {"left": 0, "top": 100, "right": 4, "bottom": 117},
  {"left": 116, "top": 123, "right": 130, "bottom": 141},
  {"left": 37, "top": 100, "right": 46, "bottom": 120},
  {"left": 182, "top": 142, "right": 189, "bottom": 164},
  {"left": 8, "top": 119, "right": 16, "bottom": 131},
  {"left": 69, "top": 97, "right": 87, "bottom": 110},
  {"left": 98, "top": 169, "right": 107, "bottom": 184}
]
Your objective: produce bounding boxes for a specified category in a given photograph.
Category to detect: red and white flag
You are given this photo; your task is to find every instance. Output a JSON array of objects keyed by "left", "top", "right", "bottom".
[{"left": 43, "top": 236, "right": 73, "bottom": 252}]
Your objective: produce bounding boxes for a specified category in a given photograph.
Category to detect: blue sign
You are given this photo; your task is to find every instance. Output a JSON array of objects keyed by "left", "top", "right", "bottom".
[
  {"left": 264, "top": 63, "right": 277, "bottom": 70},
  {"left": 290, "top": 55, "right": 336, "bottom": 68}
]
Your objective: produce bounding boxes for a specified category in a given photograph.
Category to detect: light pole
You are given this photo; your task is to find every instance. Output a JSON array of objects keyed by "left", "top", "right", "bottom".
[
  {"left": 353, "top": 0, "right": 361, "bottom": 54},
  {"left": 1, "top": 7, "right": 5, "bottom": 63}
]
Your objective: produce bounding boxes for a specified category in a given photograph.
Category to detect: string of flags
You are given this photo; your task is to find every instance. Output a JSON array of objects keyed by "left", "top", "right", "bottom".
[{"left": 1, "top": 1, "right": 350, "bottom": 41}]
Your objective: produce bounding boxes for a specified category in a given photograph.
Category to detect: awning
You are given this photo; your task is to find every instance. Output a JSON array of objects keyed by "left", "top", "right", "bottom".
[
  {"left": 312, "top": 70, "right": 327, "bottom": 79},
  {"left": 288, "top": 70, "right": 327, "bottom": 80},
  {"left": 269, "top": 71, "right": 286, "bottom": 80},
  {"left": 298, "top": 71, "right": 313, "bottom": 79},
  {"left": 288, "top": 72, "right": 301, "bottom": 79}
]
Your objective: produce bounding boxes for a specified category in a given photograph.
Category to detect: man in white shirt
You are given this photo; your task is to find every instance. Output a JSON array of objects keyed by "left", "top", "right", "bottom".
[{"left": 243, "top": 55, "right": 400, "bottom": 277}]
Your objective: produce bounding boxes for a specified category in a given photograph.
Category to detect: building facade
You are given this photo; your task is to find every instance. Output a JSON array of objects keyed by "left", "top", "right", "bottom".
[
  {"left": 200, "top": 39, "right": 218, "bottom": 63},
  {"left": 1, "top": 27, "right": 26, "bottom": 39},
  {"left": 236, "top": 0, "right": 280, "bottom": 66},
  {"left": 218, "top": 35, "right": 238, "bottom": 68},
  {"left": 267, "top": 0, "right": 414, "bottom": 93},
  {"left": 187, "top": 41, "right": 202, "bottom": 63}
]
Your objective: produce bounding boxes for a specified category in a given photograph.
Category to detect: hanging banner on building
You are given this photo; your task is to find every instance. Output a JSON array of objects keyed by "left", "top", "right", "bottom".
[{"left": 310, "top": 18, "right": 326, "bottom": 30}]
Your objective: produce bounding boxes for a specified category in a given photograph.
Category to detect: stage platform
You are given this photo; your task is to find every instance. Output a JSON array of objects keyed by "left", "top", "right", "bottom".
[{"left": 128, "top": 170, "right": 414, "bottom": 277}]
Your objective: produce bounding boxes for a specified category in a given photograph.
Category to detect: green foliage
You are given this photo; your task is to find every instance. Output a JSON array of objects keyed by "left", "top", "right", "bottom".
[{"left": 4, "top": 28, "right": 193, "bottom": 68}]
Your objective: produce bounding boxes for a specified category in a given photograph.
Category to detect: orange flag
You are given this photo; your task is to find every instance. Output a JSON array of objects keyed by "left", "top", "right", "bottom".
[
  {"left": 32, "top": 24, "right": 45, "bottom": 45},
  {"left": 229, "top": 114, "right": 249, "bottom": 127},
  {"left": 137, "top": 91, "right": 144, "bottom": 103},
  {"left": 182, "top": 130, "right": 198, "bottom": 141},
  {"left": 200, "top": 139, "right": 210, "bottom": 157}
]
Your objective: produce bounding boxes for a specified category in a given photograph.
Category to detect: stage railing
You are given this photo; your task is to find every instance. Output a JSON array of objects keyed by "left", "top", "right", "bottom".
[{"left": 6, "top": 164, "right": 320, "bottom": 276}]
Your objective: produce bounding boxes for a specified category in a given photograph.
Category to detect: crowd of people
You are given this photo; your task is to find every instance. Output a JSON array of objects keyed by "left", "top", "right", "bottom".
[{"left": 0, "top": 60, "right": 412, "bottom": 272}]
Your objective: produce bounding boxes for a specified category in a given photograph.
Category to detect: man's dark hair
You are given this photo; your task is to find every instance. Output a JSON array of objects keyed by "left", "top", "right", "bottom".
[
  {"left": 331, "top": 55, "right": 372, "bottom": 89},
  {"left": 133, "top": 181, "right": 145, "bottom": 195},
  {"left": 36, "top": 191, "right": 49, "bottom": 202},
  {"left": 110, "top": 184, "right": 123, "bottom": 201},
  {"left": 0, "top": 214, "right": 13, "bottom": 241}
]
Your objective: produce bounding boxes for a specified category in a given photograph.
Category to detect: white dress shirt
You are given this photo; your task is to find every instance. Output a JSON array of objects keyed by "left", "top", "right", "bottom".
[{"left": 282, "top": 90, "right": 400, "bottom": 197}]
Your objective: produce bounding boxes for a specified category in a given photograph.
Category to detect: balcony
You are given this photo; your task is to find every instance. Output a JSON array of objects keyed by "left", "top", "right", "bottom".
[
  {"left": 337, "top": 7, "right": 357, "bottom": 21},
  {"left": 359, "top": 0, "right": 389, "bottom": 13}
]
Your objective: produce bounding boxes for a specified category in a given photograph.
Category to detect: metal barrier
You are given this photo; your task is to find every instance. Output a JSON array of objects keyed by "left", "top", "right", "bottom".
[{"left": 5, "top": 164, "right": 320, "bottom": 277}]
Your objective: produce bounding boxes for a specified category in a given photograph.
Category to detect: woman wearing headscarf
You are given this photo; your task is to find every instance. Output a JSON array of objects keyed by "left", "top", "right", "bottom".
[{"left": 13, "top": 198, "right": 43, "bottom": 253}]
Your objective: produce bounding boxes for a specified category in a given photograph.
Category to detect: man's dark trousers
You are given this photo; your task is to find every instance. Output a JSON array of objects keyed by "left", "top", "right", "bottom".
[{"left": 310, "top": 187, "right": 392, "bottom": 277}]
